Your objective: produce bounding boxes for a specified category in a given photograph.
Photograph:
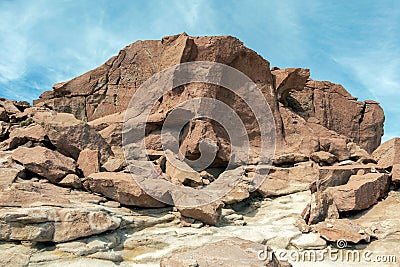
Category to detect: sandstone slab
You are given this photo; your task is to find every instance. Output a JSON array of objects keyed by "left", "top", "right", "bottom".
[
  {"left": 326, "top": 173, "right": 390, "bottom": 212},
  {"left": 160, "top": 237, "right": 289, "bottom": 267},
  {"left": 11, "top": 146, "right": 77, "bottom": 183},
  {"left": 77, "top": 149, "right": 100, "bottom": 177},
  {"left": 84, "top": 172, "right": 165, "bottom": 208}
]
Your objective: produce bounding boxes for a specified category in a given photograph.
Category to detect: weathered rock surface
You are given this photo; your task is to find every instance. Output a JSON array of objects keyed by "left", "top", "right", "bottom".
[
  {"left": 314, "top": 219, "right": 370, "bottom": 244},
  {"left": 177, "top": 200, "right": 223, "bottom": 226},
  {"left": 350, "top": 190, "right": 400, "bottom": 239},
  {"left": 83, "top": 172, "right": 165, "bottom": 208},
  {"left": 78, "top": 149, "right": 100, "bottom": 177},
  {"left": 310, "top": 151, "right": 337, "bottom": 165},
  {"left": 35, "top": 33, "right": 383, "bottom": 162},
  {"left": 372, "top": 137, "right": 400, "bottom": 168},
  {"left": 160, "top": 237, "right": 289, "bottom": 267},
  {"left": 0, "top": 124, "right": 46, "bottom": 150},
  {"left": 11, "top": 146, "right": 77, "bottom": 183},
  {"left": 256, "top": 165, "right": 318, "bottom": 197},
  {"left": 0, "top": 34, "right": 396, "bottom": 266},
  {"left": 32, "top": 110, "right": 113, "bottom": 164},
  {"left": 326, "top": 173, "right": 390, "bottom": 212}
]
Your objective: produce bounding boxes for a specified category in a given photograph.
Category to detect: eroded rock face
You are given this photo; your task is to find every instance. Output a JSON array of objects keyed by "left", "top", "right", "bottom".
[
  {"left": 314, "top": 219, "right": 370, "bottom": 244},
  {"left": 288, "top": 80, "right": 384, "bottom": 153},
  {"left": 34, "top": 33, "right": 383, "bottom": 163}
]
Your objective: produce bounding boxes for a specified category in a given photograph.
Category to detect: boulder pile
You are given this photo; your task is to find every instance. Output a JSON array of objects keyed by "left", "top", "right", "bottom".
[{"left": 0, "top": 34, "right": 398, "bottom": 266}]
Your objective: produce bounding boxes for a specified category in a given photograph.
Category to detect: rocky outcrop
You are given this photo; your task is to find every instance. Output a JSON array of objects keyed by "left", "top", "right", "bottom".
[
  {"left": 0, "top": 34, "right": 396, "bottom": 266},
  {"left": 34, "top": 33, "right": 383, "bottom": 161}
]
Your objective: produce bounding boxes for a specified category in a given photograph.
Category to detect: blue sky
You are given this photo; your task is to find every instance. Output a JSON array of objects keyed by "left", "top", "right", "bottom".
[{"left": 0, "top": 0, "right": 399, "bottom": 141}]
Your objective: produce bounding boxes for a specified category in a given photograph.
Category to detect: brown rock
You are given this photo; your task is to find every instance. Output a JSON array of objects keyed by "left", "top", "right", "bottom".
[
  {"left": 34, "top": 34, "right": 384, "bottom": 165},
  {"left": 257, "top": 165, "right": 318, "bottom": 197},
  {"left": 58, "top": 174, "right": 82, "bottom": 189},
  {"left": 392, "top": 164, "right": 400, "bottom": 185},
  {"left": 11, "top": 146, "right": 77, "bottom": 183},
  {"left": 372, "top": 137, "right": 400, "bottom": 169},
  {"left": 0, "top": 181, "right": 121, "bottom": 243},
  {"left": 165, "top": 152, "right": 202, "bottom": 187},
  {"left": 177, "top": 201, "right": 223, "bottom": 226},
  {"left": 32, "top": 111, "right": 113, "bottom": 164},
  {"left": 349, "top": 190, "right": 400, "bottom": 239},
  {"left": 289, "top": 79, "right": 384, "bottom": 153},
  {"left": 2, "top": 124, "right": 46, "bottom": 150},
  {"left": 221, "top": 182, "right": 250, "bottom": 205},
  {"left": 0, "top": 98, "right": 21, "bottom": 115},
  {"left": 313, "top": 165, "right": 380, "bottom": 192},
  {"left": 272, "top": 68, "right": 310, "bottom": 105},
  {"left": 314, "top": 219, "right": 370, "bottom": 244},
  {"left": 102, "top": 157, "right": 126, "bottom": 172},
  {"left": 77, "top": 149, "right": 100, "bottom": 177},
  {"left": 347, "top": 142, "right": 376, "bottom": 164},
  {"left": 0, "top": 168, "right": 23, "bottom": 190},
  {"left": 0, "top": 107, "right": 7, "bottom": 121},
  {"left": 310, "top": 151, "right": 337, "bottom": 165},
  {"left": 326, "top": 173, "right": 390, "bottom": 212},
  {"left": 272, "top": 153, "right": 309, "bottom": 166},
  {"left": 160, "top": 237, "right": 289, "bottom": 267},
  {"left": 0, "top": 122, "right": 10, "bottom": 140},
  {"left": 83, "top": 172, "right": 165, "bottom": 207},
  {"left": 307, "top": 191, "right": 339, "bottom": 225}
]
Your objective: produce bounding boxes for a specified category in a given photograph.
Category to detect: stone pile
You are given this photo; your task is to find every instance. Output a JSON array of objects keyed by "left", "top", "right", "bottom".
[{"left": 0, "top": 34, "right": 398, "bottom": 266}]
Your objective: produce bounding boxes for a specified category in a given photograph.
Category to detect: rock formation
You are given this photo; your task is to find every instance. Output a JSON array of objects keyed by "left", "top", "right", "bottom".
[{"left": 0, "top": 34, "right": 397, "bottom": 266}]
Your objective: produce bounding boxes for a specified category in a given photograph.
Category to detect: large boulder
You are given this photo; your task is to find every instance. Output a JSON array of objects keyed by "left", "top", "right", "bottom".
[
  {"left": 326, "top": 173, "right": 390, "bottom": 212},
  {"left": 372, "top": 138, "right": 400, "bottom": 168},
  {"left": 83, "top": 172, "right": 165, "bottom": 208},
  {"left": 31, "top": 110, "right": 113, "bottom": 164},
  {"left": 177, "top": 200, "right": 223, "bottom": 226},
  {"left": 11, "top": 146, "right": 77, "bottom": 183},
  {"left": 314, "top": 219, "right": 370, "bottom": 244}
]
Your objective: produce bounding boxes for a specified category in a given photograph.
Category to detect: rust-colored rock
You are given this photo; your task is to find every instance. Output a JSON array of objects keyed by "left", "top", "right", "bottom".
[
  {"left": 83, "top": 172, "right": 165, "bottom": 208},
  {"left": 177, "top": 201, "right": 223, "bottom": 226},
  {"left": 314, "top": 219, "right": 370, "bottom": 244},
  {"left": 310, "top": 151, "right": 337, "bottom": 165},
  {"left": 11, "top": 146, "right": 77, "bottom": 183},
  {"left": 77, "top": 149, "right": 100, "bottom": 177},
  {"left": 326, "top": 173, "right": 390, "bottom": 212},
  {"left": 160, "top": 237, "right": 289, "bottom": 267},
  {"left": 32, "top": 111, "right": 113, "bottom": 164},
  {"left": 34, "top": 34, "right": 384, "bottom": 163},
  {"left": 372, "top": 137, "right": 400, "bottom": 169}
]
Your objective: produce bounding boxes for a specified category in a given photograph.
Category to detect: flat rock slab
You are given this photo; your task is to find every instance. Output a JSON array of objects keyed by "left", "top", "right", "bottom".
[
  {"left": 314, "top": 219, "right": 370, "bottom": 244},
  {"left": 326, "top": 173, "right": 389, "bottom": 212},
  {"left": 84, "top": 172, "right": 165, "bottom": 208},
  {"left": 12, "top": 146, "right": 77, "bottom": 183},
  {"left": 160, "top": 237, "right": 288, "bottom": 267}
]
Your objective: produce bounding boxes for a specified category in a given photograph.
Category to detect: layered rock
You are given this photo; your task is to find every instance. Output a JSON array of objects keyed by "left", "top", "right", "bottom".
[
  {"left": 160, "top": 237, "right": 289, "bottom": 267},
  {"left": 83, "top": 172, "right": 165, "bottom": 208},
  {"left": 11, "top": 146, "right": 77, "bottom": 183},
  {"left": 34, "top": 33, "right": 383, "bottom": 163}
]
